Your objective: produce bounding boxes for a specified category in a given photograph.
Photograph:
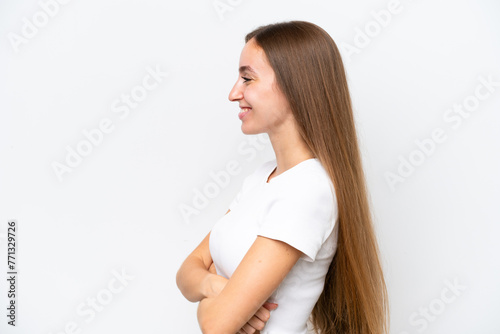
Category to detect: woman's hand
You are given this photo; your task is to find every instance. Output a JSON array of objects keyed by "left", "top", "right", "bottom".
[
  {"left": 204, "top": 263, "right": 228, "bottom": 298},
  {"left": 203, "top": 262, "right": 278, "bottom": 333},
  {"left": 237, "top": 302, "right": 278, "bottom": 334},
  {"left": 208, "top": 262, "right": 217, "bottom": 274}
]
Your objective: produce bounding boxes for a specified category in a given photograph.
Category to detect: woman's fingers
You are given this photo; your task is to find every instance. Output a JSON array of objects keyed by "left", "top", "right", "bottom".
[
  {"left": 262, "top": 302, "right": 278, "bottom": 311},
  {"left": 238, "top": 302, "right": 278, "bottom": 333},
  {"left": 245, "top": 313, "right": 266, "bottom": 331},
  {"left": 240, "top": 322, "right": 257, "bottom": 333},
  {"left": 256, "top": 302, "right": 277, "bottom": 322},
  {"left": 253, "top": 305, "right": 272, "bottom": 323},
  {"left": 239, "top": 303, "right": 278, "bottom": 333}
]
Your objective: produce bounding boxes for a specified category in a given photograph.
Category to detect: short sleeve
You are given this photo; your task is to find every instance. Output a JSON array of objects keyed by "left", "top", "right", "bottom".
[{"left": 257, "top": 180, "right": 337, "bottom": 262}]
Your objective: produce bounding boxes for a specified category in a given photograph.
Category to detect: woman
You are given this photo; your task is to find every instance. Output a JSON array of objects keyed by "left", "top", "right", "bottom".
[{"left": 176, "top": 21, "right": 389, "bottom": 334}]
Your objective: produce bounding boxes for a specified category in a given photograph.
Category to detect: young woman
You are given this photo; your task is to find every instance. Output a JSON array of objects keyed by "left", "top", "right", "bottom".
[{"left": 176, "top": 21, "right": 389, "bottom": 334}]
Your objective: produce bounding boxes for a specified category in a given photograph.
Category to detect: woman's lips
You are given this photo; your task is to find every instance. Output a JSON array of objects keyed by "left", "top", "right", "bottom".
[{"left": 238, "top": 108, "right": 251, "bottom": 120}]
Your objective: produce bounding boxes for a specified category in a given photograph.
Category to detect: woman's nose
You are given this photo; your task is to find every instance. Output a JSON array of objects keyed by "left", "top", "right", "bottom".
[{"left": 228, "top": 81, "right": 243, "bottom": 102}]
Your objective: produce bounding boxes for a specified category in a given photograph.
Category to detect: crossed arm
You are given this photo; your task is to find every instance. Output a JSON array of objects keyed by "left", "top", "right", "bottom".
[{"left": 176, "top": 209, "right": 303, "bottom": 334}]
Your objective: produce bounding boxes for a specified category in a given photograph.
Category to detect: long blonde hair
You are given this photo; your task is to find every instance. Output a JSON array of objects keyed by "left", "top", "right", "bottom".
[{"left": 245, "top": 21, "right": 390, "bottom": 334}]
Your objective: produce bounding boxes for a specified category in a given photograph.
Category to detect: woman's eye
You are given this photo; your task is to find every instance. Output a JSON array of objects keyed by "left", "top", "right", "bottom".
[{"left": 242, "top": 76, "right": 251, "bottom": 83}]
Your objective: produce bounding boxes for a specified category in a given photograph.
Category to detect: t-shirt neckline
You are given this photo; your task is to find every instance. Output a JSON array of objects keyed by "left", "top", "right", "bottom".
[{"left": 265, "top": 158, "right": 318, "bottom": 185}]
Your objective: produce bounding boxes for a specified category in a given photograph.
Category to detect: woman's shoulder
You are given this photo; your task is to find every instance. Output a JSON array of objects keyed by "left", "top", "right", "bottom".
[
  {"left": 271, "top": 158, "right": 336, "bottom": 203},
  {"left": 283, "top": 159, "right": 333, "bottom": 189},
  {"left": 236, "top": 159, "right": 276, "bottom": 191},
  {"left": 247, "top": 159, "right": 277, "bottom": 182}
]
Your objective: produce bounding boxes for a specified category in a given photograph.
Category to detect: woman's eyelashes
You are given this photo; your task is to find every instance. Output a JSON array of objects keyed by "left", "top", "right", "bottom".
[{"left": 241, "top": 76, "right": 251, "bottom": 83}]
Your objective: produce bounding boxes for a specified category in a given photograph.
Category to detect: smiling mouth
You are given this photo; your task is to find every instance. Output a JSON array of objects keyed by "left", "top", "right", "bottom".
[{"left": 238, "top": 108, "right": 251, "bottom": 120}]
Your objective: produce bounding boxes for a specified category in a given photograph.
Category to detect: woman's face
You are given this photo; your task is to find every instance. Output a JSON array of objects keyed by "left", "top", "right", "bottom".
[{"left": 228, "top": 37, "right": 293, "bottom": 135}]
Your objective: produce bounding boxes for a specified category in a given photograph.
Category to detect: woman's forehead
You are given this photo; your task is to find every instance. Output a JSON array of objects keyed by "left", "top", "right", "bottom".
[{"left": 239, "top": 40, "right": 270, "bottom": 75}]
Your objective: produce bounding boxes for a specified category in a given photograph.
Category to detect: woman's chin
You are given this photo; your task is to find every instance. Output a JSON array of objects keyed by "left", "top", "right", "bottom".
[{"left": 241, "top": 124, "right": 259, "bottom": 135}]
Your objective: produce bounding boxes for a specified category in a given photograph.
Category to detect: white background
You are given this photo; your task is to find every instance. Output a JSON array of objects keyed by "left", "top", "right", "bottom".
[{"left": 1, "top": 0, "right": 499, "bottom": 333}]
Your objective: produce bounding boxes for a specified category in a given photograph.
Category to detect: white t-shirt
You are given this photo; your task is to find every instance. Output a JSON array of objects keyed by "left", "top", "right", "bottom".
[{"left": 209, "top": 157, "right": 339, "bottom": 334}]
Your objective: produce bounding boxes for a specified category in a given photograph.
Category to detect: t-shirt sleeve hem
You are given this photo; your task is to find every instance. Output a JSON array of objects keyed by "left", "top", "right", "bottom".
[{"left": 256, "top": 230, "right": 317, "bottom": 263}]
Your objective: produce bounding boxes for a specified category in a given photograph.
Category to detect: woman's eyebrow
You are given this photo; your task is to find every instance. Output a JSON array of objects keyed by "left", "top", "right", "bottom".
[{"left": 239, "top": 65, "right": 257, "bottom": 75}]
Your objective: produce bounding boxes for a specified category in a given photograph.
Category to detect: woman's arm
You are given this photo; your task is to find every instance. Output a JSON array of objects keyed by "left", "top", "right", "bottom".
[
  {"left": 176, "top": 231, "right": 216, "bottom": 302},
  {"left": 176, "top": 209, "right": 232, "bottom": 302},
  {"left": 197, "top": 235, "right": 303, "bottom": 334},
  {"left": 176, "top": 231, "right": 276, "bottom": 333},
  {"left": 177, "top": 209, "right": 283, "bottom": 333},
  {"left": 176, "top": 230, "right": 230, "bottom": 302}
]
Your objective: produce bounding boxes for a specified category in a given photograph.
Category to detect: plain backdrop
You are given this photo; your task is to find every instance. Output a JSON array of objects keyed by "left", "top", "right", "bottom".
[{"left": 1, "top": 0, "right": 499, "bottom": 333}]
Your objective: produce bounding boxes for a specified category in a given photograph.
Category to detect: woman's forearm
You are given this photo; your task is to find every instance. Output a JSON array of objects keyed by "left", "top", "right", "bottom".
[{"left": 176, "top": 254, "right": 214, "bottom": 302}]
